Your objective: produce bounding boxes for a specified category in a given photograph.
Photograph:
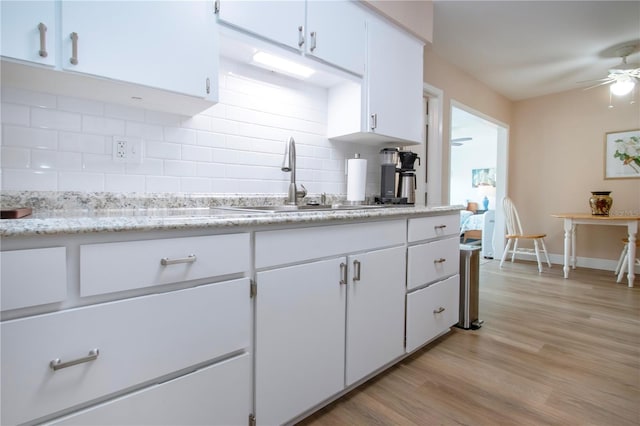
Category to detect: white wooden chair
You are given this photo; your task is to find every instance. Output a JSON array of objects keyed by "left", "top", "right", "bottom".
[
  {"left": 615, "top": 238, "right": 640, "bottom": 283},
  {"left": 500, "top": 197, "right": 551, "bottom": 273}
]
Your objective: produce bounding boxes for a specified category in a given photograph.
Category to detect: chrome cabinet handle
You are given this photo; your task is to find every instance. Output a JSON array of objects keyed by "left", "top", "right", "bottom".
[
  {"left": 340, "top": 262, "right": 347, "bottom": 285},
  {"left": 160, "top": 254, "right": 197, "bottom": 266},
  {"left": 50, "top": 349, "right": 99, "bottom": 371},
  {"left": 298, "top": 25, "right": 305, "bottom": 47},
  {"left": 435, "top": 224, "right": 447, "bottom": 229},
  {"left": 310, "top": 31, "right": 317, "bottom": 51},
  {"left": 433, "top": 258, "right": 446, "bottom": 264},
  {"left": 38, "top": 23, "right": 48, "bottom": 58},
  {"left": 69, "top": 32, "right": 79, "bottom": 65},
  {"left": 353, "top": 260, "right": 361, "bottom": 282},
  {"left": 370, "top": 113, "right": 377, "bottom": 130},
  {"left": 433, "top": 307, "right": 445, "bottom": 314},
  {"left": 206, "top": 77, "right": 211, "bottom": 94}
]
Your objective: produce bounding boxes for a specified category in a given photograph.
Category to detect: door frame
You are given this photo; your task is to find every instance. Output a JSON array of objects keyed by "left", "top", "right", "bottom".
[
  {"left": 421, "top": 82, "right": 444, "bottom": 207},
  {"left": 450, "top": 100, "right": 509, "bottom": 259}
]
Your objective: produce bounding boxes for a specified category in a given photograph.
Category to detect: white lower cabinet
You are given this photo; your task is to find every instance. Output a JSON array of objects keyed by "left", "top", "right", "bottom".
[
  {"left": 254, "top": 222, "right": 407, "bottom": 425},
  {"left": 1, "top": 279, "right": 250, "bottom": 425},
  {"left": 255, "top": 258, "right": 346, "bottom": 426},
  {"left": 345, "top": 246, "right": 406, "bottom": 386},
  {"left": 47, "top": 353, "right": 250, "bottom": 426},
  {"left": 406, "top": 275, "right": 460, "bottom": 352}
]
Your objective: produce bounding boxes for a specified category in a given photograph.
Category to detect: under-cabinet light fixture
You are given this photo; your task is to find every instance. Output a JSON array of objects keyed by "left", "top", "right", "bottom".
[{"left": 252, "top": 51, "right": 315, "bottom": 79}]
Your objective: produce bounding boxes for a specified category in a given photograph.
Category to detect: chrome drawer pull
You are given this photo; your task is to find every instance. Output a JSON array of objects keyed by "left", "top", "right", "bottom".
[
  {"left": 160, "top": 254, "right": 197, "bottom": 266},
  {"left": 340, "top": 262, "right": 347, "bottom": 285},
  {"left": 435, "top": 224, "right": 447, "bottom": 229},
  {"left": 353, "top": 259, "right": 361, "bottom": 282},
  {"left": 433, "top": 307, "right": 445, "bottom": 314},
  {"left": 50, "top": 348, "right": 99, "bottom": 371},
  {"left": 38, "top": 23, "right": 48, "bottom": 57},
  {"left": 69, "top": 32, "right": 79, "bottom": 65},
  {"left": 434, "top": 258, "right": 446, "bottom": 264}
]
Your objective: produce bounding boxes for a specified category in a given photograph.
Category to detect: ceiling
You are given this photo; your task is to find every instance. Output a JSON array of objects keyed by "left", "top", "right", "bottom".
[{"left": 432, "top": 1, "right": 640, "bottom": 101}]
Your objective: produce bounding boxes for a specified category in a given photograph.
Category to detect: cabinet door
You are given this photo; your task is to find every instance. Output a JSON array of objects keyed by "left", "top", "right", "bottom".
[
  {"left": 1, "top": 0, "right": 56, "bottom": 66},
  {"left": 346, "top": 246, "right": 406, "bottom": 386},
  {"left": 60, "top": 1, "right": 216, "bottom": 99},
  {"left": 367, "top": 16, "right": 423, "bottom": 144},
  {"left": 255, "top": 258, "right": 346, "bottom": 426},
  {"left": 306, "top": 0, "right": 365, "bottom": 75},
  {"left": 216, "top": 0, "right": 305, "bottom": 51}
]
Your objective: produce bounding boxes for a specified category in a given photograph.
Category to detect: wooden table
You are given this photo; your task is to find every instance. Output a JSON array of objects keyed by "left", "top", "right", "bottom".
[{"left": 551, "top": 213, "right": 639, "bottom": 287}]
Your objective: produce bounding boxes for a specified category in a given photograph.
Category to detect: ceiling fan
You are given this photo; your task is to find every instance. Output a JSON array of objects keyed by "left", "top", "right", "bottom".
[{"left": 583, "top": 44, "right": 639, "bottom": 96}]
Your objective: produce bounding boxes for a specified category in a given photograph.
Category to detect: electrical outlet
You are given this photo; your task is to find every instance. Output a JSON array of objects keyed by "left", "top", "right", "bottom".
[{"left": 112, "top": 138, "right": 143, "bottom": 163}]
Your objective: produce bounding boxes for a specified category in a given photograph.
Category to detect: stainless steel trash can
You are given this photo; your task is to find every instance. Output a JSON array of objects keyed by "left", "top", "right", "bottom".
[{"left": 457, "top": 245, "right": 483, "bottom": 329}]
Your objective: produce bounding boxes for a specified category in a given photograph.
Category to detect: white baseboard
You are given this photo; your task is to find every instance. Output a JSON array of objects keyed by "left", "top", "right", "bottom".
[{"left": 497, "top": 253, "right": 639, "bottom": 273}]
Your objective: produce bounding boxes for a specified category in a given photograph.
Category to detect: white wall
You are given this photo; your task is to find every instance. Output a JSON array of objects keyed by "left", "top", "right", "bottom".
[{"left": 0, "top": 59, "right": 381, "bottom": 196}]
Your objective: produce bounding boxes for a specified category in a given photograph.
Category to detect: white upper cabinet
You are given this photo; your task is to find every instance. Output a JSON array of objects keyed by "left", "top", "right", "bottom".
[
  {"left": 216, "top": 0, "right": 365, "bottom": 76},
  {"left": 327, "top": 15, "right": 424, "bottom": 146},
  {"left": 1, "top": 1, "right": 218, "bottom": 115},
  {"left": 305, "top": 0, "right": 365, "bottom": 75},
  {"left": 216, "top": 0, "right": 306, "bottom": 51},
  {"left": 60, "top": 1, "right": 216, "bottom": 99},
  {"left": 0, "top": 0, "right": 56, "bottom": 67},
  {"left": 366, "top": 16, "right": 424, "bottom": 144}
]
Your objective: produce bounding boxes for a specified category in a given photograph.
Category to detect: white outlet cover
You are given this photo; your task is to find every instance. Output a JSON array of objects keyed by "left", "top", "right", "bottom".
[{"left": 112, "top": 137, "right": 144, "bottom": 164}]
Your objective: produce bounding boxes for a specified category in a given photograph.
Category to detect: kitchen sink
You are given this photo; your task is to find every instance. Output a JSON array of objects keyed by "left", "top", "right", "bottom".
[{"left": 219, "top": 204, "right": 396, "bottom": 213}]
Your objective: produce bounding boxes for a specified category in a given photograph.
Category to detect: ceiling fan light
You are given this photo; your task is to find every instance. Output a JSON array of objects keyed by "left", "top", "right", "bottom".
[{"left": 610, "top": 77, "right": 635, "bottom": 96}]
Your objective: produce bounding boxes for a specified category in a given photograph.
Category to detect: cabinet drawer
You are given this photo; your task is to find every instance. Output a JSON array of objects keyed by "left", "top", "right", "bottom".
[
  {"left": 80, "top": 233, "right": 249, "bottom": 296},
  {"left": 256, "top": 220, "right": 405, "bottom": 269},
  {"left": 407, "top": 236, "right": 459, "bottom": 290},
  {"left": 47, "top": 353, "right": 250, "bottom": 426},
  {"left": 408, "top": 214, "right": 459, "bottom": 242},
  {"left": 406, "top": 275, "right": 460, "bottom": 353},
  {"left": 1, "top": 247, "right": 67, "bottom": 311},
  {"left": 1, "top": 279, "right": 250, "bottom": 426}
]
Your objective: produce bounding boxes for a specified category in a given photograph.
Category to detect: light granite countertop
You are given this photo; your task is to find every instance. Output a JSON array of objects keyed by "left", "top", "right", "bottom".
[{"left": 0, "top": 191, "right": 463, "bottom": 237}]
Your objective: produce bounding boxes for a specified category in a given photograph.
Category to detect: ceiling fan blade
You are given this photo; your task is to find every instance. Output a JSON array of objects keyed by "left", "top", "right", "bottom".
[
  {"left": 576, "top": 77, "right": 611, "bottom": 84},
  {"left": 583, "top": 80, "right": 614, "bottom": 90}
]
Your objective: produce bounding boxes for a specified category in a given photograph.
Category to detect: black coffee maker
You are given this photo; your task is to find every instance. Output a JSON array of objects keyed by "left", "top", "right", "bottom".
[
  {"left": 396, "top": 151, "right": 420, "bottom": 204},
  {"left": 376, "top": 148, "right": 405, "bottom": 204}
]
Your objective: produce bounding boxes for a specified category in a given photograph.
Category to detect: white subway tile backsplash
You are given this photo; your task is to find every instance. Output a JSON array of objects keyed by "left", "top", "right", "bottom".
[
  {"left": 1, "top": 62, "right": 381, "bottom": 194},
  {"left": 1, "top": 103, "right": 30, "bottom": 126},
  {"left": 3, "top": 126, "right": 58, "bottom": 150},
  {"left": 182, "top": 145, "right": 213, "bottom": 162},
  {"left": 146, "top": 176, "right": 180, "bottom": 193},
  {"left": 145, "top": 141, "right": 181, "bottom": 160},
  {"left": 59, "top": 132, "right": 107, "bottom": 154},
  {"left": 164, "top": 126, "right": 197, "bottom": 144},
  {"left": 31, "top": 108, "right": 81, "bottom": 131},
  {"left": 82, "top": 115, "right": 125, "bottom": 136},
  {"left": 31, "top": 150, "right": 82, "bottom": 171},
  {"left": 126, "top": 121, "right": 164, "bottom": 140},
  {"left": 105, "top": 174, "right": 146, "bottom": 193},
  {"left": 82, "top": 153, "right": 126, "bottom": 173},
  {"left": 180, "top": 177, "right": 213, "bottom": 193},
  {"left": 164, "top": 160, "right": 197, "bottom": 177},
  {"left": 2, "top": 169, "right": 57, "bottom": 191},
  {"left": 59, "top": 172, "right": 104, "bottom": 192},
  {"left": 1, "top": 147, "right": 30, "bottom": 169}
]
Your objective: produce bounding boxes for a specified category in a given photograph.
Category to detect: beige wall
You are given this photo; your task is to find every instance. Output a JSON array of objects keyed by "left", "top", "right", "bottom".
[
  {"left": 361, "top": 0, "right": 433, "bottom": 43},
  {"left": 512, "top": 87, "right": 640, "bottom": 261},
  {"left": 423, "top": 48, "right": 512, "bottom": 204},
  {"left": 424, "top": 47, "right": 640, "bottom": 265}
]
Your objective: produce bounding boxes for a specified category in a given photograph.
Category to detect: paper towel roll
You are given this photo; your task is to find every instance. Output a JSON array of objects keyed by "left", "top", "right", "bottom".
[{"left": 347, "top": 157, "right": 367, "bottom": 202}]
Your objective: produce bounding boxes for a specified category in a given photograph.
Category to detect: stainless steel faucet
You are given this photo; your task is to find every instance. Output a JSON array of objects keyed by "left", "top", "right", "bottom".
[{"left": 281, "top": 136, "right": 307, "bottom": 205}]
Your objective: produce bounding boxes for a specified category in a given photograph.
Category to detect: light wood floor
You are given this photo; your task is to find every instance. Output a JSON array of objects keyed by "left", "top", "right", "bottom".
[{"left": 298, "top": 260, "right": 640, "bottom": 426}]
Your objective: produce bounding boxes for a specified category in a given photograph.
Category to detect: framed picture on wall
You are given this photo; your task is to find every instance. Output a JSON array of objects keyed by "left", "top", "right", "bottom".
[
  {"left": 471, "top": 168, "right": 496, "bottom": 187},
  {"left": 605, "top": 129, "right": 640, "bottom": 179}
]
